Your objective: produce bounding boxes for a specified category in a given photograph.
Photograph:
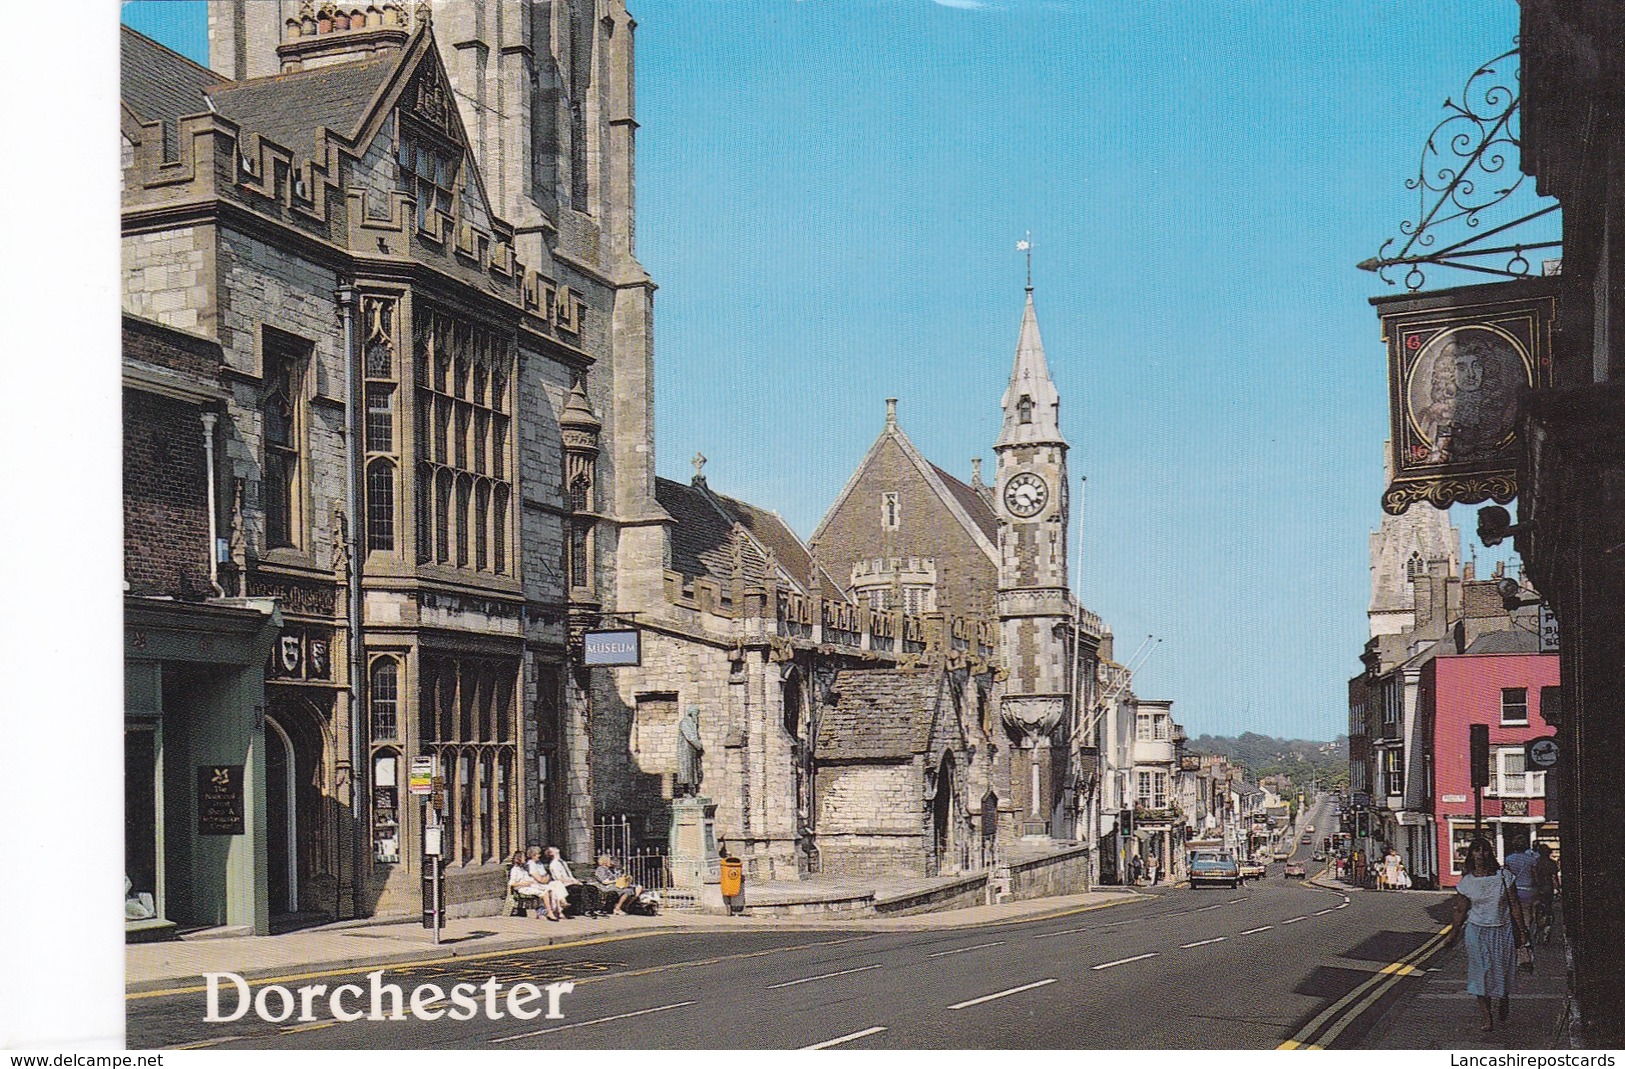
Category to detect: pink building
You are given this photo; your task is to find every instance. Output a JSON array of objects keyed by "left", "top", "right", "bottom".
[{"left": 1423, "top": 632, "right": 1559, "bottom": 888}]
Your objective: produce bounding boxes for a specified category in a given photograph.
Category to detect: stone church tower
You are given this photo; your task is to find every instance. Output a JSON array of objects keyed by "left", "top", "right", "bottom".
[
  {"left": 994, "top": 284, "right": 1073, "bottom": 831},
  {"left": 1368, "top": 441, "right": 1460, "bottom": 643}
]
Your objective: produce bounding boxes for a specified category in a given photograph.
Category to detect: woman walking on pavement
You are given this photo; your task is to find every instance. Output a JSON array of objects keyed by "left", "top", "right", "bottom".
[{"left": 1448, "top": 837, "right": 1529, "bottom": 1032}]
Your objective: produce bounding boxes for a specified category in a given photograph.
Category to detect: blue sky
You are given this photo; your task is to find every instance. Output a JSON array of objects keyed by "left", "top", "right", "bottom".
[{"left": 121, "top": 1, "right": 1548, "bottom": 742}]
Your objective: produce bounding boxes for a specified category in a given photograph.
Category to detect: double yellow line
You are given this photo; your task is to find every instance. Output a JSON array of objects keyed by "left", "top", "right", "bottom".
[{"left": 1277, "top": 924, "right": 1454, "bottom": 1049}]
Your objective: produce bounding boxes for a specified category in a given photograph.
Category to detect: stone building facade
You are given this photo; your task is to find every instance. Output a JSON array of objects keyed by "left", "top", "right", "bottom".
[
  {"left": 123, "top": 0, "right": 649, "bottom": 922},
  {"left": 123, "top": 2, "right": 1144, "bottom": 918}
]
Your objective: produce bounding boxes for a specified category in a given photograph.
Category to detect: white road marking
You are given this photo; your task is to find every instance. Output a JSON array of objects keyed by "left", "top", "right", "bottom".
[
  {"left": 1314, "top": 908, "right": 1336, "bottom": 915},
  {"left": 1034, "top": 925, "right": 1109, "bottom": 939},
  {"left": 1240, "top": 925, "right": 1275, "bottom": 935},
  {"left": 801, "top": 1026, "right": 888, "bottom": 1049},
  {"left": 766, "top": 963, "right": 884, "bottom": 989},
  {"left": 928, "top": 941, "right": 1006, "bottom": 958},
  {"left": 1091, "top": 953, "right": 1160, "bottom": 971},
  {"left": 1335, "top": 903, "right": 1349, "bottom": 909},
  {"left": 948, "top": 978, "right": 1058, "bottom": 1009},
  {"left": 1284, "top": 916, "right": 1308, "bottom": 924},
  {"left": 1180, "top": 937, "right": 1226, "bottom": 948},
  {"left": 492, "top": 1000, "right": 696, "bottom": 1042},
  {"left": 1193, "top": 904, "right": 1225, "bottom": 913}
]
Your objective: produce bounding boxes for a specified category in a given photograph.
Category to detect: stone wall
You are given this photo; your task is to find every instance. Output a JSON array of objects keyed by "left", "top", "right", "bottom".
[
  {"left": 123, "top": 226, "right": 213, "bottom": 335},
  {"left": 814, "top": 433, "right": 997, "bottom": 618},
  {"left": 1005, "top": 843, "right": 1093, "bottom": 901},
  {"left": 816, "top": 834, "right": 928, "bottom": 880},
  {"left": 873, "top": 871, "right": 989, "bottom": 915},
  {"left": 594, "top": 628, "right": 736, "bottom": 849},
  {"left": 217, "top": 227, "right": 348, "bottom": 566},
  {"left": 817, "top": 760, "right": 920, "bottom": 833},
  {"left": 815, "top": 760, "right": 926, "bottom": 878}
]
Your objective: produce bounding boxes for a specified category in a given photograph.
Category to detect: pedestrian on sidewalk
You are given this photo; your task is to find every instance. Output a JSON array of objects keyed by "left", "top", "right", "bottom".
[
  {"left": 1381, "top": 846, "right": 1401, "bottom": 891},
  {"left": 1448, "top": 837, "right": 1529, "bottom": 1033},
  {"left": 1504, "top": 841, "right": 1540, "bottom": 956},
  {"left": 1533, "top": 843, "right": 1559, "bottom": 944}
]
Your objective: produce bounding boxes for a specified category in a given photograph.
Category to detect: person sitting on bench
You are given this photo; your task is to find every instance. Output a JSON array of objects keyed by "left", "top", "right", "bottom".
[
  {"left": 509, "top": 850, "right": 563, "bottom": 921},
  {"left": 593, "top": 854, "right": 644, "bottom": 915},
  {"left": 541, "top": 845, "right": 603, "bottom": 916}
]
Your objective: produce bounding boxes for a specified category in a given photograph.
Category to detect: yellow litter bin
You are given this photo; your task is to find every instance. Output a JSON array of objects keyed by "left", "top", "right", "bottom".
[{"left": 720, "top": 856, "right": 744, "bottom": 899}]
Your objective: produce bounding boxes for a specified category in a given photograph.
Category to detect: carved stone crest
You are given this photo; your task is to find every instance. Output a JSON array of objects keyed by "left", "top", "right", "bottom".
[{"left": 410, "top": 70, "right": 454, "bottom": 135}]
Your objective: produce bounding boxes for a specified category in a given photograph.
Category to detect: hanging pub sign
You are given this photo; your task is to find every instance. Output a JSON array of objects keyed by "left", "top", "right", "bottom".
[{"left": 1373, "top": 278, "right": 1558, "bottom": 515}]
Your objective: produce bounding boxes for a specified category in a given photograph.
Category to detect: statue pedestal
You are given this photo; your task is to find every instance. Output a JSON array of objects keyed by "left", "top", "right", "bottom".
[{"left": 668, "top": 796, "right": 725, "bottom": 913}]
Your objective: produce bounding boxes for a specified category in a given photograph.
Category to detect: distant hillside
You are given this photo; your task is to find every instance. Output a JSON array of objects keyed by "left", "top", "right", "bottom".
[{"left": 1188, "top": 732, "right": 1349, "bottom": 791}]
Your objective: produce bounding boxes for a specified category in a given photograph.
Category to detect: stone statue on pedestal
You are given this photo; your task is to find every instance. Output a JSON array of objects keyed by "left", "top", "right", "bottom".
[{"left": 676, "top": 705, "right": 704, "bottom": 796}]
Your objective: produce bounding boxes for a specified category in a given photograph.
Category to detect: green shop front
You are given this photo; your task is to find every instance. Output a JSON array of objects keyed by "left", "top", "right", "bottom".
[{"left": 125, "top": 596, "right": 281, "bottom": 939}]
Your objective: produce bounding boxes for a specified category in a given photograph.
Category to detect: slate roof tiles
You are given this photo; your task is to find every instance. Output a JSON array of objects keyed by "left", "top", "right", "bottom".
[
  {"left": 816, "top": 669, "right": 941, "bottom": 761},
  {"left": 121, "top": 24, "right": 400, "bottom": 168}
]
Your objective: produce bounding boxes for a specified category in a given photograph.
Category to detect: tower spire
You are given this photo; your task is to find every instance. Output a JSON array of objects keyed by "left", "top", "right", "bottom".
[{"left": 996, "top": 285, "right": 1066, "bottom": 448}]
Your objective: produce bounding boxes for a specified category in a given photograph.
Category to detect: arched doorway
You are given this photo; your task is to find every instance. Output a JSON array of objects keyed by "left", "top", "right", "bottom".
[
  {"left": 931, "top": 752, "right": 955, "bottom": 875},
  {"left": 265, "top": 716, "right": 298, "bottom": 914}
]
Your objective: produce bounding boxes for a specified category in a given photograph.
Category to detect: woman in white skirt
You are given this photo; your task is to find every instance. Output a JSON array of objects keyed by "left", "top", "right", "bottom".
[{"left": 1448, "top": 837, "right": 1528, "bottom": 1032}]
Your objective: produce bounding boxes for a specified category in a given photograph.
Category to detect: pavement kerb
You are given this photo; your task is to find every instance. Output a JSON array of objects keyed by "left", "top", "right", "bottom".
[{"left": 127, "top": 889, "right": 1145, "bottom": 996}]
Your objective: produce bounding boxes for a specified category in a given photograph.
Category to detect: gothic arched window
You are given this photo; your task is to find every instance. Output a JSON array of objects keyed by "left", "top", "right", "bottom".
[
  {"left": 366, "top": 459, "right": 396, "bottom": 553},
  {"left": 1017, "top": 395, "right": 1034, "bottom": 425},
  {"left": 369, "top": 658, "right": 399, "bottom": 740}
]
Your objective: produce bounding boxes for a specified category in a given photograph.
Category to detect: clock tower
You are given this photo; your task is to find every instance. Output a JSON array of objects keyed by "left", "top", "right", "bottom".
[{"left": 994, "top": 284, "right": 1073, "bottom": 831}]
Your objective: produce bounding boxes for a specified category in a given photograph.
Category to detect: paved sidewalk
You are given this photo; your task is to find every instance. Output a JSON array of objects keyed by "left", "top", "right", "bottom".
[
  {"left": 126, "top": 889, "right": 1142, "bottom": 992},
  {"left": 1358, "top": 904, "right": 1570, "bottom": 1049}
]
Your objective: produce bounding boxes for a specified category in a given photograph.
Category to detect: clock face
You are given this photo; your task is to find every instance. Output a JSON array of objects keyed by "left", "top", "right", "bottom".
[{"left": 1003, "top": 472, "right": 1049, "bottom": 518}]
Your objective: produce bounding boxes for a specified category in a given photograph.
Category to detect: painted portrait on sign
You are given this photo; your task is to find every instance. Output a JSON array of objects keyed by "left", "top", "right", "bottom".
[{"left": 1404, "top": 325, "right": 1530, "bottom": 464}]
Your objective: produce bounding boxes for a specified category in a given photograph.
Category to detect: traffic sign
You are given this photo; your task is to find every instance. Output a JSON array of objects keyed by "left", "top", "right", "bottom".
[{"left": 1526, "top": 735, "right": 1559, "bottom": 770}]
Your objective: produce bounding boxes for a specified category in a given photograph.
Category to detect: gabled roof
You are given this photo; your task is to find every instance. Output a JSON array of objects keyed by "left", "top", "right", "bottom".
[
  {"left": 655, "top": 477, "right": 843, "bottom": 596},
  {"left": 817, "top": 668, "right": 943, "bottom": 760},
  {"left": 929, "top": 462, "right": 998, "bottom": 542},
  {"left": 811, "top": 415, "right": 999, "bottom": 568},
  {"left": 204, "top": 54, "right": 400, "bottom": 166},
  {"left": 122, "top": 25, "right": 505, "bottom": 235},
  {"left": 121, "top": 26, "right": 226, "bottom": 144}
]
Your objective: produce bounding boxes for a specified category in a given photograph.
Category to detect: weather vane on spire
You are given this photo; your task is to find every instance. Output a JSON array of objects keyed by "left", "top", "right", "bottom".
[{"left": 1016, "top": 232, "right": 1033, "bottom": 291}]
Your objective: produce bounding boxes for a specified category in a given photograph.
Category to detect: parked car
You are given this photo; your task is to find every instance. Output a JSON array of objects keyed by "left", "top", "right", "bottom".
[
  {"left": 1284, "top": 861, "right": 1307, "bottom": 879},
  {"left": 1239, "top": 858, "right": 1267, "bottom": 881},
  {"left": 1190, "top": 850, "right": 1242, "bottom": 889}
]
